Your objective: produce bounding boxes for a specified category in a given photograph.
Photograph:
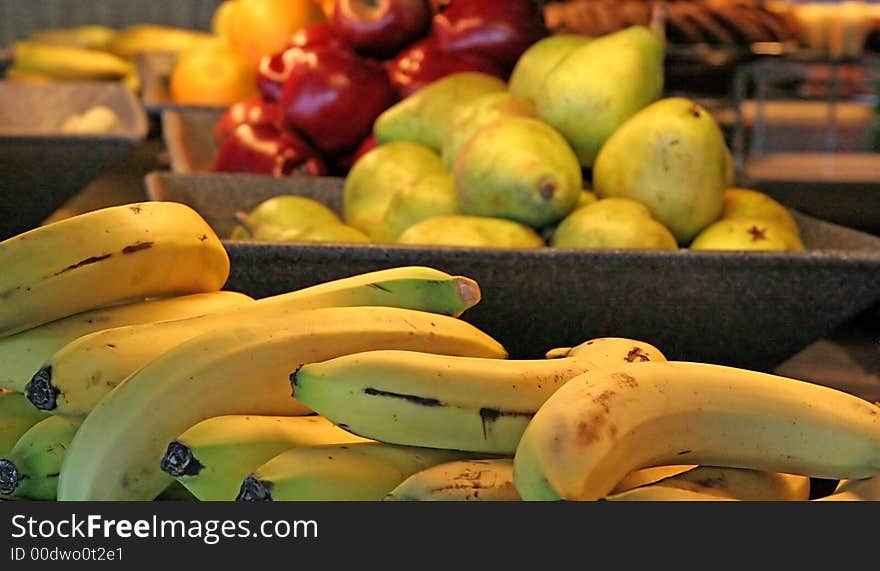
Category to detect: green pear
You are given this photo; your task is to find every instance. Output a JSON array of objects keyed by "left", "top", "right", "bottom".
[
  {"left": 342, "top": 141, "right": 444, "bottom": 236},
  {"left": 454, "top": 116, "right": 582, "bottom": 228},
  {"left": 551, "top": 197, "right": 678, "bottom": 250},
  {"left": 229, "top": 195, "right": 341, "bottom": 239},
  {"left": 294, "top": 223, "right": 371, "bottom": 244},
  {"left": 593, "top": 97, "right": 729, "bottom": 245},
  {"left": 509, "top": 34, "right": 592, "bottom": 105},
  {"left": 721, "top": 188, "right": 801, "bottom": 239},
  {"left": 373, "top": 72, "right": 506, "bottom": 152},
  {"left": 396, "top": 215, "right": 545, "bottom": 249},
  {"left": 372, "top": 171, "right": 459, "bottom": 243},
  {"left": 689, "top": 217, "right": 804, "bottom": 251},
  {"left": 535, "top": 25, "right": 664, "bottom": 168},
  {"left": 441, "top": 91, "right": 536, "bottom": 171}
]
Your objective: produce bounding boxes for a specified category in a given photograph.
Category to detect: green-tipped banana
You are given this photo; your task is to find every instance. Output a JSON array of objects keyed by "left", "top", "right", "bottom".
[
  {"left": 162, "top": 415, "right": 373, "bottom": 501},
  {"left": 606, "top": 466, "right": 810, "bottom": 501},
  {"left": 385, "top": 458, "right": 520, "bottom": 501},
  {"left": 0, "top": 393, "right": 51, "bottom": 456},
  {"left": 815, "top": 476, "right": 880, "bottom": 501},
  {"left": 0, "top": 415, "right": 81, "bottom": 500},
  {"left": 0, "top": 291, "right": 253, "bottom": 392},
  {"left": 58, "top": 305, "right": 506, "bottom": 501},
  {"left": 28, "top": 266, "right": 483, "bottom": 417},
  {"left": 292, "top": 337, "right": 665, "bottom": 454},
  {"left": 237, "top": 442, "right": 478, "bottom": 501}
]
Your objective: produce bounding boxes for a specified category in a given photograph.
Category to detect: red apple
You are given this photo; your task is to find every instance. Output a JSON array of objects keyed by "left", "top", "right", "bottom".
[
  {"left": 387, "top": 36, "right": 506, "bottom": 98},
  {"left": 331, "top": 0, "right": 432, "bottom": 59},
  {"left": 256, "top": 22, "right": 348, "bottom": 102},
  {"left": 213, "top": 97, "right": 282, "bottom": 146},
  {"left": 431, "top": 0, "right": 548, "bottom": 71},
  {"left": 279, "top": 45, "right": 395, "bottom": 158},
  {"left": 214, "top": 123, "right": 328, "bottom": 177}
]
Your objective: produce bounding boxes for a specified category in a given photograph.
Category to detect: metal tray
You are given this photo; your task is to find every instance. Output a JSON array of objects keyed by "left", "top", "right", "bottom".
[
  {"left": 144, "top": 170, "right": 880, "bottom": 372},
  {"left": 0, "top": 80, "right": 149, "bottom": 240}
]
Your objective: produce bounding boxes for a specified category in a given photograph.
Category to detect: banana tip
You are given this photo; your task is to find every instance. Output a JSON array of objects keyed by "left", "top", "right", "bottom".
[
  {"left": 0, "top": 459, "right": 20, "bottom": 495},
  {"left": 25, "top": 366, "right": 58, "bottom": 411},
  {"left": 237, "top": 476, "right": 273, "bottom": 502},
  {"left": 454, "top": 277, "right": 482, "bottom": 312},
  {"left": 160, "top": 441, "right": 203, "bottom": 478}
]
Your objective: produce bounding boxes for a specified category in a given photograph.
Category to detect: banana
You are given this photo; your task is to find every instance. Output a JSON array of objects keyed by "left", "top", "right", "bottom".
[
  {"left": 513, "top": 361, "right": 880, "bottom": 501},
  {"left": 28, "top": 26, "right": 119, "bottom": 51},
  {"left": 0, "top": 393, "right": 51, "bottom": 456},
  {"left": 610, "top": 465, "right": 698, "bottom": 493},
  {"left": 57, "top": 306, "right": 507, "bottom": 501},
  {"left": 814, "top": 476, "right": 880, "bottom": 501},
  {"left": 28, "top": 266, "right": 483, "bottom": 416},
  {"left": 106, "top": 24, "right": 213, "bottom": 59},
  {"left": 0, "top": 291, "right": 253, "bottom": 392},
  {"left": 0, "top": 202, "right": 230, "bottom": 338},
  {"left": 385, "top": 459, "right": 520, "bottom": 501},
  {"left": 0, "top": 415, "right": 81, "bottom": 500},
  {"left": 291, "top": 337, "right": 666, "bottom": 454},
  {"left": 237, "top": 442, "right": 478, "bottom": 501},
  {"left": 607, "top": 466, "right": 810, "bottom": 501},
  {"left": 11, "top": 41, "right": 134, "bottom": 80},
  {"left": 162, "top": 414, "right": 373, "bottom": 501},
  {"left": 603, "top": 487, "right": 740, "bottom": 501}
]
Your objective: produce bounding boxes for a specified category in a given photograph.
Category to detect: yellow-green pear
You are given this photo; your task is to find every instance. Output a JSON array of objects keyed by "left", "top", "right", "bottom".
[
  {"left": 455, "top": 116, "right": 582, "bottom": 228},
  {"left": 535, "top": 25, "right": 664, "bottom": 168},
  {"left": 342, "top": 141, "right": 444, "bottom": 236},
  {"left": 721, "top": 188, "right": 800, "bottom": 239},
  {"left": 508, "top": 33, "right": 592, "bottom": 104},
  {"left": 689, "top": 217, "right": 804, "bottom": 251},
  {"left": 593, "top": 97, "right": 729, "bottom": 245},
  {"left": 575, "top": 190, "right": 599, "bottom": 210},
  {"left": 229, "top": 195, "right": 341, "bottom": 239},
  {"left": 551, "top": 197, "right": 678, "bottom": 250},
  {"left": 373, "top": 72, "right": 506, "bottom": 152},
  {"left": 372, "top": 171, "right": 459, "bottom": 243},
  {"left": 441, "top": 91, "right": 535, "bottom": 171},
  {"left": 294, "top": 224, "right": 371, "bottom": 244},
  {"left": 396, "top": 215, "right": 545, "bottom": 249}
]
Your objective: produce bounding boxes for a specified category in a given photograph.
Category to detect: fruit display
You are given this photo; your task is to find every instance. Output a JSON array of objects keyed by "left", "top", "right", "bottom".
[{"left": 210, "top": 0, "right": 548, "bottom": 176}]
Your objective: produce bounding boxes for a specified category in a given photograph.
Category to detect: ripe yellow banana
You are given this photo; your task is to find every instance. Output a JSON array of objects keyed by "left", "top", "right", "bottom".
[
  {"left": 604, "top": 487, "right": 740, "bottom": 501},
  {"left": 58, "top": 306, "right": 507, "bottom": 501},
  {"left": 385, "top": 459, "right": 521, "bottom": 501},
  {"left": 607, "top": 466, "right": 809, "bottom": 501},
  {"left": 237, "top": 442, "right": 477, "bottom": 501},
  {"left": 0, "top": 291, "right": 253, "bottom": 392},
  {"left": 610, "top": 465, "right": 698, "bottom": 493},
  {"left": 162, "top": 414, "right": 372, "bottom": 501},
  {"left": 12, "top": 41, "right": 133, "bottom": 80},
  {"left": 0, "top": 202, "right": 229, "bottom": 338},
  {"left": 0, "top": 415, "right": 81, "bottom": 500},
  {"left": 292, "top": 337, "right": 665, "bottom": 454},
  {"left": 0, "top": 393, "right": 51, "bottom": 456},
  {"left": 513, "top": 361, "right": 880, "bottom": 501},
  {"left": 814, "top": 476, "right": 880, "bottom": 501},
  {"left": 29, "top": 266, "right": 483, "bottom": 416},
  {"left": 28, "top": 26, "right": 119, "bottom": 51}
]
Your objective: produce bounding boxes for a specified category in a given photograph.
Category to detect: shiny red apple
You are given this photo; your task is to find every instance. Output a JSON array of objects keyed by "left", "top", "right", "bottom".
[
  {"left": 214, "top": 123, "right": 327, "bottom": 177},
  {"left": 213, "top": 97, "right": 282, "bottom": 146},
  {"left": 431, "top": 0, "right": 548, "bottom": 71},
  {"left": 387, "top": 36, "right": 506, "bottom": 98},
  {"left": 331, "top": 0, "right": 432, "bottom": 59},
  {"left": 279, "top": 44, "right": 395, "bottom": 158}
]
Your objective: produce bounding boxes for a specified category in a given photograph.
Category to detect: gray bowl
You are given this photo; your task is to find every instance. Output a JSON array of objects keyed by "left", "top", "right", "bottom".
[
  {"left": 0, "top": 81, "right": 149, "bottom": 240},
  {"left": 145, "top": 171, "right": 880, "bottom": 371}
]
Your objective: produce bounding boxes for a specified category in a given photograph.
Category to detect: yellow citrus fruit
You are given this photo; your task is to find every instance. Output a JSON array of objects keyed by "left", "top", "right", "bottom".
[
  {"left": 170, "top": 39, "right": 259, "bottom": 106},
  {"left": 226, "top": 0, "right": 327, "bottom": 68}
]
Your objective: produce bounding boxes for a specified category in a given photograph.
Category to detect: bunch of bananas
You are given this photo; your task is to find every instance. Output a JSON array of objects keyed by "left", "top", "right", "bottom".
[{"left": 1, "top": 200, "right": 879, "bottom": 503}]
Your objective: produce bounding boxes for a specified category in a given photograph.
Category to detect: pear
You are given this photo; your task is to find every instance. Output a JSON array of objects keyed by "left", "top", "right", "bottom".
[
  {"left": 721, "top": 188, "right": 801, "bottom": 239},
  {"left": 396, "top": 215, "right": 545, "bottom": 249},
  {"left": 592, "top": 97, "right": 729, "bottom": 245},
  {"left": 373, "top": 72, "right": 506, "bottom": 152},
  {"left": 690, "top": 217, "right": 804, "bottom": 251},
  {"left": 508, "top": 34, "right": 592, "bottom": 104},
  {"left": 372, "top": 171, "right": 459, "bottom": 243},
  {"left": 441, "top": 91, "right": 536, "bottom": 171},
  {"left": 551, "top": 197, "right": 678, "bottom": 250},
  {"left": 454, "top": 116, "right": 582, "bottom": 228},
  {"left": 575, "top": 189, "right": 599, "bottom": 210},
  {"left": 342, "top": 141, "right": 444, "bottom": 236},
  {"left": 294, "top": 224, "right": 371, "bottom": 244},
  {"left": 229, "top": 195, "right": 341, "bottom": 239},
  {"left": 534, "top": 25, "right": 664, "bottom": 168}
]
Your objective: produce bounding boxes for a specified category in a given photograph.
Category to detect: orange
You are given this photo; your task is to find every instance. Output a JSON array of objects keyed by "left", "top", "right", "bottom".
[
  {"left": 170, "top": 39, "right": 259, "bottom": 106},
  {"left": 225, "top": 0, "right": 327, "bottom": 68}
]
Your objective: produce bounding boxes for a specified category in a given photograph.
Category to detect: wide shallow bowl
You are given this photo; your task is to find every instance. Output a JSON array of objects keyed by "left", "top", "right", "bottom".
[
  {"left": 0, "top": 80, "right": 149, "bottom": 240},
  {"left": 145, "top": 171, "right": 880, "bottom": 371}
]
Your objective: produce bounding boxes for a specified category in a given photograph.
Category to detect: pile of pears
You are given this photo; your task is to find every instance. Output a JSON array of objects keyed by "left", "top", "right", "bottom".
[{"left": 239, "top": 25, "right": 805, "bottom": 252}]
